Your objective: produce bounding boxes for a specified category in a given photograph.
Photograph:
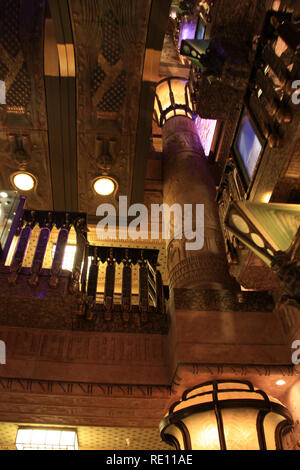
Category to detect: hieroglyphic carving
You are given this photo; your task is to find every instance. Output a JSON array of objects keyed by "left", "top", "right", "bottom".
[
  {"left": 0, "top": 377, "right": 171, "bottom": 398},
  {"left": 0, "top": 327, "right": 167, "bottom": 363}
]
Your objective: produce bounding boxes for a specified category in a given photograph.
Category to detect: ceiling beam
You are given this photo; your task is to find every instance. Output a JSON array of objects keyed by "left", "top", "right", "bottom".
[
  {"left": 130, "top": 0, "right": 172, "bottom": 205},
  {"left": 45, "top": 0, "right": 78, "bottom": 212}
]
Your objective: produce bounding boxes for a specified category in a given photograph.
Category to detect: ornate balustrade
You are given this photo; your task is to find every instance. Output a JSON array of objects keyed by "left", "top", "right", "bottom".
[
  {"left": 78, "top": 245, "right": 166, "bottom": 323},
  {"left": 0, "top": 207, "right": 168, "bottom": 332}
]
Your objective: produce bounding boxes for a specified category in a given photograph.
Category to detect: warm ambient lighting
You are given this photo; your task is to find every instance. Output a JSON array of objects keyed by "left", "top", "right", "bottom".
[
  {"left": 159, "top": 381, "right": 293, "bottom": 450},
  {"left": 276, "top": 380, "right": 286, "bottom": 386},
  {"left": 153, "top": 77, "right": 194, "bottom": 127},
  {"left": 93, "top": 177, "right": 116, "bottom": 196},
  {"left": 16, "top": 428, "right": 78, "bottom": 450},
  {"left": 52, "top": 244, "right": 77, "bottom": 271},
  {"left": 262, "top": 192, "right": 272, "bottom": 203},
  {"left": 52, "top": 244, "right": 92, "bottom": 274},
  {"left": 12, "top": 173, "right": 35, "bottom": 191}
]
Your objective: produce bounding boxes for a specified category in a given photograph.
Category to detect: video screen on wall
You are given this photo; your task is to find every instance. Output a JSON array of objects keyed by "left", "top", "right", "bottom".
[{"left": 234, "top": 110, "right": 264, "bottom": 184}]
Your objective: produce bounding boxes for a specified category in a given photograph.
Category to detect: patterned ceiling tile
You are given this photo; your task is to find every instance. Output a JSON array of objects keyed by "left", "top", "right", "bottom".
[
  {"left": 0, "top": 0, "right": 21, "bottom": 57},
  {"left": 91, "top": 65, "right": 107, "bottom": 95},
  {"left": 98, "top": 70, "right": 126, "bottom": 112},
  {"left": 101, "top": 9, "right": 121, "bottom": 66}
]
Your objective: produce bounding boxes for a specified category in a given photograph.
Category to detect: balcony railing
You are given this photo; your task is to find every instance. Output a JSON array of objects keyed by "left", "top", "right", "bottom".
[{"left": 0, "top": 205, "right": 168, "bottom": 331}]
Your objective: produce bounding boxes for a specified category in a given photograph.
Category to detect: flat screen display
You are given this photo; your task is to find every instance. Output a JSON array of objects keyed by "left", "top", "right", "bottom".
[{"left": 236, "top": 113, "right": 263, "bottom": 180}]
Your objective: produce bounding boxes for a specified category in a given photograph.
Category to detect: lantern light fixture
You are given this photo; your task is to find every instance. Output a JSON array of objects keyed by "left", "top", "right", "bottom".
[
  {"left": 153, "top": 77, "right": 194, "bottom": 127},
  {"left": 93, "top": 177, "right": 116, "bottom": 196},
  {"left": 159, "top": 380, "right": 293, "bottom": 450}
]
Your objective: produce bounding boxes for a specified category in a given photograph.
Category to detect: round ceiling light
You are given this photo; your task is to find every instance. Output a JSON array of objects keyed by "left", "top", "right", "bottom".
[
  {"left": 13, "top": 173, "right": 35, "bottom": 191},
  {"left": 93, "top": 177, "right": 115, "bottom": 196},
  {"left": 276, "top": 380, "right": 286, "bottom": 386}
]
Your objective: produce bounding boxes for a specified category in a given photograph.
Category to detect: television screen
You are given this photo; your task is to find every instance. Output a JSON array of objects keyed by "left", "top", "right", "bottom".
[{"left": 235, "top": 113, "right": 263, "bottom": 180}]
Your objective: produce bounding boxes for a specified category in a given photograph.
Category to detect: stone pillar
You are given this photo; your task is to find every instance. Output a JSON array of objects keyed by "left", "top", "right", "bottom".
[{"left": 162, "top": 116, "right": 235, "bottom": 290}]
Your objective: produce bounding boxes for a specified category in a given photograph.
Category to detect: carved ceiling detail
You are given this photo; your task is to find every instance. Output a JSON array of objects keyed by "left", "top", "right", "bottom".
[
  {"left": 0, "top": 0, "right": 52, "bottom": 211},
  {"left": 70, "top": 0, "right": 152, "bottom": 214}
]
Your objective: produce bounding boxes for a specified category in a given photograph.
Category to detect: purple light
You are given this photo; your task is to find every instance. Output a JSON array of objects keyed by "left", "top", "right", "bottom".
[
  {"left": 179, "top": 18, "right": 198, "bottom": 48},
  {"left": 195, "top": 115, "right": 217, "bottom": 157}
]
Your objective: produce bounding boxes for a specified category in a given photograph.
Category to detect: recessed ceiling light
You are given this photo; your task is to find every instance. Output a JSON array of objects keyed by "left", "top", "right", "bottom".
[
  {"left": 93, "top": 177, "right": 115, "bottom": 196},
  {"left": 13, "top": 173, "right": 35, "bottom": 191},
  {"left": 0, "top": 192, "right": 8, "bottom": 198},
  {"left": 276, "top": 380, "right": 286, "bottom": 386}
]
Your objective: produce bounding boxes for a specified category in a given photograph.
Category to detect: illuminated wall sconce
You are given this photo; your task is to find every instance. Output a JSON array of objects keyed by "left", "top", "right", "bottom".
[
  {"left": 11, "top": 172, "right": 36, "bottom": 192},
  {"left": 93, "top": 176, "right": 117, "bottom": 196},
  {"left": 159, "top": 380, "right": 293, "bottom": 450},
  {"left": 153, "top": 77, "right": 194, "bottom": 127}
]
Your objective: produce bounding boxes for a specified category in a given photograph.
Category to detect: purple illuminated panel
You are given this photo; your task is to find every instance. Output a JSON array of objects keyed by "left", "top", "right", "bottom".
[
  {"left": 195, "top": 115, "right": 217, "bottom": 157},
  {"left": 179, "top": 18, "right": 198, "bottom": 48},
  {"left": 236, "top": 115, "right": 262, "bottom": 179}
]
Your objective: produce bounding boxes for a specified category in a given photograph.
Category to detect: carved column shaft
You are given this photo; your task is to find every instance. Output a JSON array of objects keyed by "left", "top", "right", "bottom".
[{"left": 162, "top": 116, "right": 235, "bottom": 290}]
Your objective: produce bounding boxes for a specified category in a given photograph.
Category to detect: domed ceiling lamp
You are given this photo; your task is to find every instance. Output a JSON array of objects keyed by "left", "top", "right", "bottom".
[
  {"left": 93, "top": 176, "right": 116, "bottom": 196},
  {"left": 159, "top": 380, "right": 293, "bottom": 450},
  {"left": 153, "top": 77, "right": 194, "bottom": 127},
  {"left": 12, "top": 172, "right": 36, "bottom": 192}
]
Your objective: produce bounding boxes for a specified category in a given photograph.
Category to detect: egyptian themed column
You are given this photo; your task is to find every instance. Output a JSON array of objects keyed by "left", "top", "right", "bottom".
[{"left": 155, "top": 78, "right": 236, "bottom": 290}]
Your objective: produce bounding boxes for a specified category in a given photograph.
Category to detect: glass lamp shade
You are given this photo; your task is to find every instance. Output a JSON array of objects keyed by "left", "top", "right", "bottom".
[
  {"left": 12, "top": 172, "right": 35, "bottom": 191},
  {"left": 93, "top": 177, "right": 116, "bottom": 196},
  {"left": 159, "top": 381, "right": 293, "bottom": 450},
  {"left": 153, "top": 77, "right": 194, "bottom": 127},
  {"left": 225, "top": 201, "right": 300, "bottom": 267},
  {"left": 15, "top": 428, "right": 78, "bottom": 450}
]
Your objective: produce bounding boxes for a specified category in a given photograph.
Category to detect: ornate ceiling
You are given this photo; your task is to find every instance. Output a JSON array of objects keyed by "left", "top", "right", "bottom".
[{"left": 0, "top": 0, "right": 171, "bottom": 215}]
